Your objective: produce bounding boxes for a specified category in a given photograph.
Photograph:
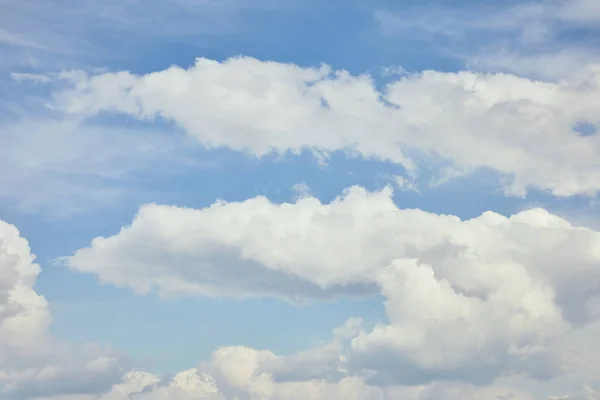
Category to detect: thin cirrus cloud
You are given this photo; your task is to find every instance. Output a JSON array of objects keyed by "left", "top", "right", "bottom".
[
  {"left": 376, "top": 0, "right": 600, "bottom": 80},
  {"left": 0, "top": 116, "right": 206, "bottom": 215},
  {"left": 51, "top": 56, "right": 600, "bottom": 198},
  {"left": 0, "top": 0, "right": 301, "bottom": 73}
]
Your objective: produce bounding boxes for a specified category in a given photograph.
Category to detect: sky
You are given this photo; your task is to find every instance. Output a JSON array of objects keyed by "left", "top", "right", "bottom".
[{"left": 2, "top": 0, "right": 600, "bottom": 399}]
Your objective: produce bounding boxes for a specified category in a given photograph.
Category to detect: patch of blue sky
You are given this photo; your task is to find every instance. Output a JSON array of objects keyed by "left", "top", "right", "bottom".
[
  {"left": 47, "top": 290, "right": 386, "bottom": 375},
  {"left": 573, "top": 121, "right": 598, "bottom": 137}
]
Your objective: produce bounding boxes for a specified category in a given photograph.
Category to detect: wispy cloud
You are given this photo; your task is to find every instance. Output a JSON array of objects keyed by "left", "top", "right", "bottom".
[
  {"left": 0, "top": 28, "right": 55, "bottom": 50},
  {"left": 0, "top": 0, "right": 301, "bottom": 73},
  {"left": 10, "top": 72, "right": 52, "bottom": 83},
  {"left": 0, "top": 74, "right": 213, "bottom": 217},
  {"left": 375, "top": 0, "right": 600, "bottom": 80},
  {"left": 0, "top": 117, "right": 184, "bottom": 216}
]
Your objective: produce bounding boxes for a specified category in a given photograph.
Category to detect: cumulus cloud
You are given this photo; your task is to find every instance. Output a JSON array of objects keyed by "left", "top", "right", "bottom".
[
  {"left": 64, "top": 186, "right": 600, "bottom": 387},
  {"left": 52, "top": 56, "right": 600, "bottom": 197},
  {"left": 32, "top": 343, "right": 597, "bottom": 400},
  {"left": 33, "top": 346, "right": 382, "bottom": 400},
  {"left": 0, "top": 219, "right": 126, "bottom": 399},
  {"left": 5, "top": 1, "right": 600, "bottom": 399}
]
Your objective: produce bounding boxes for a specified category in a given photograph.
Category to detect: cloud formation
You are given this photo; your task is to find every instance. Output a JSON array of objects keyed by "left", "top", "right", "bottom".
[
  {"left": 65, "top": 186, "right": 600, "bottom": 390},
  {"left": 53, "top": 56, "right": 600, "bottom": 197},
  {"left": 0, "top": 219, "right": 126, "bottom": 399},
  {"left": 3, "top": 0, "right": 600, "bottom": 399},
  {"left": 32, "top": 343, "right": 598, "bottom": 400}
]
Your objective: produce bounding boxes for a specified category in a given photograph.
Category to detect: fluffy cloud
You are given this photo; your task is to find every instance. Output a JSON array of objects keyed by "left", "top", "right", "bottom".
[
  {"left": 0, "top": 220, "right": 126, "bottom": 399},
  {"left": 65, "top": 186, "right": 600, "bottom": 388},
  {"left": 30, "top": 345, "right": 382, "bottom": 400},
  {"left": 32, "top": 344, "right": 596, "bottom": 400},
  {"left": 21, "top": 346, "right": 508, "bottom": 400},
  {"left": 53, "top": 56, "right": 600, "bottom": 197}
]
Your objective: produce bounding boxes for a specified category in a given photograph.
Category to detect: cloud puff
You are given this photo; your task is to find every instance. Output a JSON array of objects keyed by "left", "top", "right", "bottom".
[
  {"left": 65, "top": 186, "right": 600, "bottom": 386},
  {"left": 53, "top": 56, "right": 600, "bottom": 197},
  {"left": 34, "top": 343, "right": 594, "bottom": 400},
  {"left": 33, "top": 346, "right": 382, "bottom": 400},
  {"left": 0, "top": 220, "right": 126, "bottom": 399}
]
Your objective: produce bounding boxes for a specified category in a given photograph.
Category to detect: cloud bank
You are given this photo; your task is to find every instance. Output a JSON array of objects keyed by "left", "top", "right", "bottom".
[{"left": 62, "top": 186, "right": 600, "bottom": 397}]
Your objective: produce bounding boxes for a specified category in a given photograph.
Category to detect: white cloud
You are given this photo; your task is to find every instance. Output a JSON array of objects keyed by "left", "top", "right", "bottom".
[
  {"left": 291, "top": 182, "right": 312, "bottom": 200},
  {"left": 5, "top": 2, "right": 600, "bottom": 399},
  {"left": 31, "top": 343, "right": 598, "bottom": 400},
  {"left": 33, "top": 346, "right": 382, "bottom": 400},
  {"left": 10, "top": 72, "right": 52, "bottom": 84},
  {"left": 53, "top": 56, "right": 600, "bottom": 197},
  {"left": 65, "top": 186, "right": 600, "bottom": 386},
  {"left": 0, "top": 219, "right": 127, "bottom": 399},
  {"left": 350, "top": 257, "right": 566, "bottom": 383},
  {"left": 393, "top": 175, "right": 418, "bottom": 193}
]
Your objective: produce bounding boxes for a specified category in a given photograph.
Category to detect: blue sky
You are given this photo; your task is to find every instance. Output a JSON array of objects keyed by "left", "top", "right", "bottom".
[{"left": 2, "top": 1, "right": 600, "bottom": 399}]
